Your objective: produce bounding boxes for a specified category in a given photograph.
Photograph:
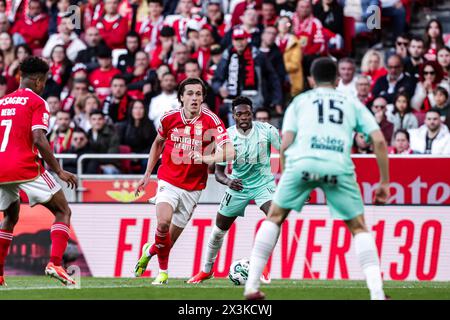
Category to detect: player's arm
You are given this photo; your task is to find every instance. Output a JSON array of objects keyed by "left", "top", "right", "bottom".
[
  {"left": 195, "top": 141, "right": 235, "bottom": 165},
  {"left": 32, "top": 129, "right": 77, "bottom": 189},
  {"left": 215, "top": 164, "right": 243, "bottom": 191},
  {"left": 370, "top": 130, "right": 390, "bottom": 204},
  {"left": 280, "top": 131, "right": 295, "bottom": 172},
  {"left": 135, "top": 133, "right": 165, "bottom": 195}
]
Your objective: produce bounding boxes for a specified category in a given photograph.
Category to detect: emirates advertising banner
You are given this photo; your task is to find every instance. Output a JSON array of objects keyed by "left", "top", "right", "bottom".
[
  {"left": 5, "top": 204, "right": 450, "bottom": 281},
  {"left": 79, "top": 157, "right": 450, "bottom": 205}
]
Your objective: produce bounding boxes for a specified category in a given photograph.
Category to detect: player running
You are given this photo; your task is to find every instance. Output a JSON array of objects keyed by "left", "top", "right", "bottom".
[
  {"left": 244, "top": 57, "right": 390, "bottom": 300},
  {"left": 187, "top": 96, "right": 280, "bottom": 284},
  {"left": 134, "top": 78, "right": 235, "bottom": 285},
  {"left": 0, "top": 57, "right": 78, "bottom": 287}
]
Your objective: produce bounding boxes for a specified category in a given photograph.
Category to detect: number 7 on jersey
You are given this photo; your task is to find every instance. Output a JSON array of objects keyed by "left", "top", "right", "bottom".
[{"left": 1, "top": 119, "right": 12, "bottom": 152}]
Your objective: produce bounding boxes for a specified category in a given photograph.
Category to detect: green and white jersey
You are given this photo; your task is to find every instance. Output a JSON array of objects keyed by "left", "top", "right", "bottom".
[
  {"left": 282, "top": 87, "right": 379, "bottom": 175},
  {"left": 222, "top": 121, "right": 281, "bottom": 189}
]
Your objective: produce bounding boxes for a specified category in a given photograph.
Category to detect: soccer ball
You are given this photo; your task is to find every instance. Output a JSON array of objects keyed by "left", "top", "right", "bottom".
[{"left": 228, "top": 258, "right": 250, "bottom": 285}]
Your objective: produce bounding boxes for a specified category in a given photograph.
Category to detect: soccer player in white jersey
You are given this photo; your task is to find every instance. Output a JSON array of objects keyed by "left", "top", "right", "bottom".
[{"left": 244, "top": 57, "right": 390, "bottom": 300}]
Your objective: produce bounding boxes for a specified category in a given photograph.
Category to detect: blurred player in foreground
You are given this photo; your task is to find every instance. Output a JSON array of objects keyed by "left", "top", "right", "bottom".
[
  {"left": 187, "top": 96, "right": 280, "bottom": 284},
  {"left": 134, "top": 77, "right": 235, "bottom": 285},
  {"left": 0, "top": 57, "right": 78, "bottom": 287},
  {"left": 244, "top": 57, "right": 390, "bottom": 300}
]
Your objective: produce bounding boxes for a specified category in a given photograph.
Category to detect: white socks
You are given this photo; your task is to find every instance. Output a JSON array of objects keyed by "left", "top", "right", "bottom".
[
  {"left": 354, "top": 232, "right": 385, "bottom": 300},
  {"left": 245, "top": 220, "right": 280, "bottom": 294},
  {"left": 202, "top": 225, "right": 227, "bottom": 273}
]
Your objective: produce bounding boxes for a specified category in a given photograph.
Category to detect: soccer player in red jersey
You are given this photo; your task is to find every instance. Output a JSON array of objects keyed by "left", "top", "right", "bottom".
[
  {"left": 0, "top": 57, "right": 78, "bottom": 287},
  {"left": 133, "top": 78, "right": 235, "bottom": 284}
]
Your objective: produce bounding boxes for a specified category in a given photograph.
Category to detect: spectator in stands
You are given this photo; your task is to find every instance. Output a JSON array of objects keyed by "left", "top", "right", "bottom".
[
  {"left": 42, "top": 14, "right": 87, "bottom": 63},
  {"left": 96, "top": 0, "right": 129, "bottom": 50},
  {"left": 89, "top": 46, "right": 121, "bottom": 102},
  {"left": 337, "top": 58, "right": 357, "bottom": 96},
  {"left": 136, "top": 0, "right": 164, "bottom": 53},
  {"left": 386, "top": 34, "right": 410, "bottom": 60},
  {"left": 212, "top": 28, "right": 283, "bottom": 126},
  {"left": 361, "top": 50, "right": 387, "bottom": 90},
  {"left": 255, "top": 107, "right": 271, "bottom": 123},
  {"left": 48, "top": 110, "right": 74, "bottom": 154},
  {"left": 222, "top": 8, "right": 263, "bottom": 49},
  {"left": 275, "top": 15, "right": 303, "bottom": 97},
  {"left": 10, "top": 0, "right": 49, "bottom": 50},
  {"left": 0, "top": 32, "right": 14, "bottom": 66},
  {"left": 261, "top": 0, "right": 278, "bottom": 27},
  {"left": 76, "top": 27, "right": 103, "bottom": 72},
  {"left": 206, "top": 44, "right": 223, "bottom": 84},
  {"left": 380, "top": 0, "right": 406, "bottom": 41},
  {"left": 372, "top": 54, "right": 416, "bottom": 104},
  {"left": 437, "top": 46, "right": 450, "bottom": 78},
  {"left": 4, "top": 44, "right": 32, "bottom": 94},
  {"left": 386, "top": 93, "right": 418, "bottom": 138},
  {"left": 424, "top": 19, "right": 445, "bottom": 62},
  {"left": 103, "top": 75, "right": 132, "bottom": 123},
  {"left": 184, "top": 59, "right": 216, "bottom": 111},
  {"left": 150, "top": 26, "right": 175, "bottom": 69},
  {"left": 356, "top": 75, "right": 373, "bottom": 106},
  {"left": 87, "top": 110, "right": 121, "bottom": 174},
  {"left": 292, "top": 0, "right": 326, "bottom": 85},
  {"left": 82, "top": 0, "right": 104, "bottom": 30},
  {"left": 61, "top": 78, "right": 90, "bottom": 115},
  {"left": 352, "top": 132, "right": 373, "bottom": 154},
  {"left": 205, "top": 0, "right": 227, "bottom": 41},
  {"left": 371, "top": 96, "right": 394, "bottom": 144},
  {"left": 185, "top": 19, "right": 203, "bottom": 54},
  {"left": 231, "top": 0, "right": 262, "bottom": 27},
  {"left": 124, "top": 50, "right": 150, "bottom": 101},
  {"left": 0, "top": 13, "right": 10, "bottom": 34},
  {"left": 192, "top": 27, "right": 215, "bottom": 78},
  {"left": 117, "top": 32, "right": 142, "bottom": 74},
  {"left": 409, "top": 108, "right": 450, "bottom": 154},
  {"left": 313, "top": 0, "right": 344, "bottom": 37},
  {"left": 170, "top": 43, "right": 190, "bottom": 83},
  {"left": 62, "top": 128, "right": 93, "bottom": 174},
  {"left": 411, "top": 61, "right": 449, "bottom": 112},
  {"left": 74, "top": 94, "right": 102, "bottom": 133},
  {"left": 260, "top": 25, "right": 287, "bottom": 101},
  {"left": 434, "top": 86, "right": 450, "bottom": 122},
  {"left": 47, "top": 95, "right": 61, "bottom": 133},
  {"left": 148, "top": 72, "right": 179, "bottom": 128},
  {"left": 0, "top": 74, "right": 6, "bottom": 99},
  {"left": 43, "top": 45, "right": 73, "bottom": 99},
  {"left": 117, "top": 100, "right": 157, "bottom": 172},
  {"left": 403, "top": 36, "right": 425, "bottom": 80},
  {"left": 388, "top": 129, "right": 414, "bottom": 154},
  {"left": 170, "top": 0, "right": 201, "bottom": 43}
]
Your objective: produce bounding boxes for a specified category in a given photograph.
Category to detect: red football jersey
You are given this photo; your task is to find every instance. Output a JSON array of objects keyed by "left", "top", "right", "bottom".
[
  {"left": 96, "top": 15, "right": 129, "bottom": 49},
  {"left": 0, "top": 88, "right": 50, "bottom": 184},
  {"left": 88, "top": 67, "right": 121, "bottom": 102},
  {"left": 157, "top": 107, "right": 230, "bottom": 191}
]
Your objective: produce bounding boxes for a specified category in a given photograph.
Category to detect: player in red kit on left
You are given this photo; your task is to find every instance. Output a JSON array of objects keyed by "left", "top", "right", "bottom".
[
  {"left": 0, "top": 57, "right": 78, "bottom": 287},
  {"left": 133, "top": 78, "right": 235, "bottom": 285}
]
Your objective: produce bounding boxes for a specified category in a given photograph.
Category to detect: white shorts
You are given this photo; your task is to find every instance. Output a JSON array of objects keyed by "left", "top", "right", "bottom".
[
  {"left": 153, "top": 180, "right": 202, "bottom": 228},
  {"left": 0, "top": 171, "right": 62, "bottom": 210}
]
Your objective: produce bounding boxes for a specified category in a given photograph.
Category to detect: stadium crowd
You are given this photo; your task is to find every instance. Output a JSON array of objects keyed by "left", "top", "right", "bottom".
[{"left": 1, "top": 0, "right": 450, "bottom": 175}]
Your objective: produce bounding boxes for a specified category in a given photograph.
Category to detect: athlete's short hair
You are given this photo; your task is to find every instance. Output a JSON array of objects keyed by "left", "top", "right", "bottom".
[
  {"left": 310, "top": 57, "right": 337, "bottom": 84},
  {"left": 232, "top": 96, "right": 253, "bottom": 111},
  {"left": 177, "top": 77, "right": 206, "bottom": 104},
  {"left": 20, "top": 56, "right": 49, "bottom": 78}
]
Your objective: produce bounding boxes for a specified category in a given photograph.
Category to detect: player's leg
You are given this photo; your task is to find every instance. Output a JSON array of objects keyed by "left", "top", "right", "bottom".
[
  {"left": 187, "top": 212, "right": 237, "bottom": 284},
  {"left": 324, "top": 174, "right": 386, "bottom": 300},
  {"left": 245, "top": 171, "right": 313, "bottom": 299},
  {"left": 20, "top": 173, "right": 75, "bottom": 285},
  {"left": 0, "top": 186, "right": 20, "bottom": 286}
]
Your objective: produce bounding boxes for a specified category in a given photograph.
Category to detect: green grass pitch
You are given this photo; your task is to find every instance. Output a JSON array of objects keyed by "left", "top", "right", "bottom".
[{"left": 0, "top": 277, "right": 449, "bottom": 300}]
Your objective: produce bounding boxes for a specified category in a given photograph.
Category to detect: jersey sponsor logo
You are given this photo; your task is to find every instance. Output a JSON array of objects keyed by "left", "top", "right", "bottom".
[
  {"left": 1, "top": 108, "right": 16, "bottom": 116},
  {"left": 0, "top": 97, "right": 29, "bottom": 106},
  {"left": 311, "top": 135, "right": 344, "bottom": 153},
  {"left": 42, "top": 113, "right": 49, "bottom": 125}
]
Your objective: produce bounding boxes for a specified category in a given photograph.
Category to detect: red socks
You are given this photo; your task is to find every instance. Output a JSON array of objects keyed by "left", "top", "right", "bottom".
[
  {"left": 0, "top": 230, "right": 13, "bottom": 276},
  {"left": 155, "top": 228, "right": 171, "bottom": 271},
  {"left": 50, "top": 223, "right": 70, "bottom": 266}
]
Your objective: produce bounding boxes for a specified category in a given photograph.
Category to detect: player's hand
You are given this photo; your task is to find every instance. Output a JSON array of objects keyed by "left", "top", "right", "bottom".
[
  {"left": 374, "top": 182, "right": 390, "bottom": 205},
  {"left": 135, "top": 174, "right": 151, "bottom": 197},
  {"left": 227, "top": 179, "right": 243, "bottom": 191},
  {"left": 57, "top": 170, "right": 78, "bottom": 189}
]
